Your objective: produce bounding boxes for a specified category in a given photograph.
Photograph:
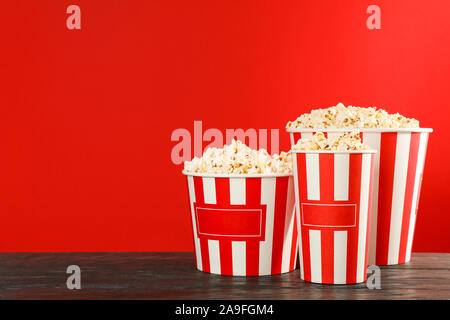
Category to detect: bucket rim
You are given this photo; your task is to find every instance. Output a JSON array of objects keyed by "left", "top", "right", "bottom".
[
  {"left": 182, "top": 171, "right": 293, "bottom": 178},
  {"left": 286, "top": 127, "right": 433, "bottom": 133},
  {"left": 291, "top": 149, "right": 377, "bottom": 154}
]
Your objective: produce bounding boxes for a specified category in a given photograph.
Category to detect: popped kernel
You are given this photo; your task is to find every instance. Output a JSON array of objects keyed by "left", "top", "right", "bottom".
[
  {"left": 184, "top": 139, "right": 292, "bottom": 174},
  {"left": 287, "top": 102, "right": 420, "bottom": 129},
  {"left": 292, "top": 132, "right": 371, "bottom": 151}
]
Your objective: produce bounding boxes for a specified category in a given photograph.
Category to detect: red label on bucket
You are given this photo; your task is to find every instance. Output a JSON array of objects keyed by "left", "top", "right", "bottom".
[
  {"left": 194, "top": 203, "right": 267, "bottom": 241},
  {"left": 301, "top": 203, "right": 356, "bottom": 227}
]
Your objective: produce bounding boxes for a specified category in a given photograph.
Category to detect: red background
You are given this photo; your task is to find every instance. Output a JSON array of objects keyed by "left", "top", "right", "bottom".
[{"left": 1, "top": 1, "right": 449, "bottom": 252}]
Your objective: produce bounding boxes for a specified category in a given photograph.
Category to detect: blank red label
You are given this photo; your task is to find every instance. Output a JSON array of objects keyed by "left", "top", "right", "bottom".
[
  {"left": 301, "top": 203, "right": 356, "bottom": 227},
  {"left": 194, "top": 203, "right": 266, "bottom": 241}
]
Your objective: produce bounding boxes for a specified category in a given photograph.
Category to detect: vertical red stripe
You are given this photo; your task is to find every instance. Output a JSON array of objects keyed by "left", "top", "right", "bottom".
[
  {"left": 407, "top": 134, "right": 429, "bottom": 255},
  {"left": 193, "top": 177, "right": 210, "bottom": 273},
  {"left": 363, "top": 154, "right": 376, "bottom": 280},
  {"left": 193, "top": 176, "right": 205, "bottom": 204},
  {"left": 246, "top": 242, "right": 259, "bottom": 276},
  {"left": 398, "top": 133, "right": 421, "bottom": 264},
  {"left": 214, "top": 178, "right": 233, "bottom": 275},
  {"left": 186, "top": 177, "right": 198, "bottom": 268},
  {"left": 319, "top": 153, "right": 334, "bottom": 201},
  {"left": 219, "top": 240, "right": 233, "bottom": 275},
  {"left": 319, "top": 153, "right": 335, "bottom": 283},
  {"left": 271, "top": 177, "right": 289, "bottom": 274},
  {"left": 294, "top": 133, "right": 301, "bottom": 144},
  {"left": 199, "top": 239, "right": 210, "bottom": 273},
  {"left": 297, "top": 153, "right": 311, "bottom": 281},
  {"left": 246, "top": 177, "right": 261, "bottom": 205},
  {"left": 214, "top": 177, "right": 230, "bottom": 206},
  {"left": 245, "top": 177, "right": 261, "bottom": 276},
  {"left": 301, "top": 226, "right": 311, "bottom": 282},
  {"left": 416, "top": 134, "right": 429, "bottom": 213},
  {"left": 289, "top": 212, "right": 298, "bottom": 271},
  {"left": 376, "top": 133, "right": 397, "bottom": 265},
  {"left": 321, "top": 230, "right": 334, "bottom": 284},
  {"left": 413, "top": 134, "right": 429, "bottom": 216},
  {"left": 346, "top": 154, "right": 362, "bottom": 284}
]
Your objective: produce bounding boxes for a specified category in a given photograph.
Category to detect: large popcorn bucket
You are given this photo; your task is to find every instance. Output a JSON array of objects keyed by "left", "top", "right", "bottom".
[
  {"left": 291, "top": 149, "right": 376, "bottom": 284},
  {"left": 183, "top": 172, "right": 298, "bottom": 276},
  {"left": 288, "top": 128, "right": 432, "bottom": 266}
]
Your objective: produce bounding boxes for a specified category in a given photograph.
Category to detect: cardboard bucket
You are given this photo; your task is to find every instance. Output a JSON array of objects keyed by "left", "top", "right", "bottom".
[
  {"left": 291, "top": 149, "right": 376, "bottom": 284},
  {"left": 288, "top": 128, "right": 432, "bottom": 266},
  {"left": 183, "top": 172, "right": 298, "bottom": 276}
]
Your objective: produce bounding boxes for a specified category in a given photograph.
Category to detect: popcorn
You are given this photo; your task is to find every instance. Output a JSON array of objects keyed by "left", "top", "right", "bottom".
[
  {"left": 287, "top": 102, "right": 420, "bottom": 129},
  {"left": 184, "top": 139, "right": 292, "bottom": 174},
  {"left": 292, "top": 132, "right": 371, "bottom": 151}
]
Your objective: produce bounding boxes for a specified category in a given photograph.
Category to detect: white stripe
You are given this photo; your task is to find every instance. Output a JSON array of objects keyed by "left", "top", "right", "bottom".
[
  {"left": 309, "top": 229, "right": 322, "bottom": 283},
  {"left": 301, "top": 132, "right": 313, "bottom": 139},
  {"left": 208, "top": 240, "right": 221, "bottom": 274},
  {"left": 406, "top": 133, "right": 429, "bottom": 262},
  {"left": 232, "top": 242, "right": 246, "bottom": 276},
  {"left": 289, "top": 132, "right": 295, "bottom": 147},
  {"left": 229, "top": 178, "right": 246, "bottom": 275},
  {"left": 305, "top": 153, "right": 320, "bottom": 200},
  {"left": 296, "top": 216, "right": 303, "bottom": 278},
  {"left": 363, "top": 132, "right": 381, "bottom": 265},
  {"left": 202, "top": 177, "right": 216, "bottom": 204},
  {"left": 259, "top": 177, "right": 276, "bottom": 275},
  {"left": 281, "top": 176, "right": 295, "bottom": 273},
  {"left": 230, "top": 178, "right": 246, "bottom": 204},
  {"left": 187, "top": 176, "right": 202, "bottom": 271},
  {"left": 356, "top": 154, "right": 371, "bottom": 282},
  {"left": 203, "top": 177, "right": 220, "bottom": 274},
  {"left": 405, "top": 216, "right": 417, "bottom": 263},
  {"left": 334, "top": 154, "right": 349, "bottom": 201},
  {"left": 292, "top": 153, "right": 304, "bottom": 278},
  {"left": 334, "top": 231, "right": 348, "bottom": 284},
  {"left": 388, "top": 133, "right": 411, "bottom": 264}
]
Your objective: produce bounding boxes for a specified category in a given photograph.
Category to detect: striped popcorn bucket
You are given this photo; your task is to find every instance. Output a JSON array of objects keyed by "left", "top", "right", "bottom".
[
  {"left": 288, "top": 128, "right": 432, "bottom": 266},
  {"left": 183, "top": 172, "right": 298, "bottom": 276},
  {"left": 291, "top": 149, "right": 376, "bottom": 284}
]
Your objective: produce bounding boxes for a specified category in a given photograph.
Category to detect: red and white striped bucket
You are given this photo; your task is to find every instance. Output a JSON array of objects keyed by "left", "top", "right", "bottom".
[
  {"left": 288, "top": 128, "right": 432, "bottom": 266},
  {"left": 183, "top": 172, "right": 298, "bottom": 276},
  {"left": 292, "top": 150, "right": 376, "bottom": 284}
]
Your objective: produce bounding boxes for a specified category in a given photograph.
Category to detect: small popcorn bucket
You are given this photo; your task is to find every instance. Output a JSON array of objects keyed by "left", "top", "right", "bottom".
[
  {"left": 183, "top": 172, "right": 298, "bottom": 276},
  {"left": 291, "top": 149, "right": 376, "bottom": 284},
  {"left": 287, "top": 128, "right": 432, "bottom": 266}
]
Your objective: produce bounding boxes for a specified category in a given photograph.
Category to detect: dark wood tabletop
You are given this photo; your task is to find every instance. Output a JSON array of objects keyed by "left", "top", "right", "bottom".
[{"left": 0, "top": 252, "right": 448, "bottom": 300}]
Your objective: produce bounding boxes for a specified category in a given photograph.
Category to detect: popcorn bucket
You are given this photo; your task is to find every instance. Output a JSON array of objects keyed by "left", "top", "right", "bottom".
[
  {"left": 291, "top": 149, "right": 376, "bottom": 284},
  {"left": 183, "top": 172, "right": 298, "bottom": 276},
  {"left": 288, "top": 128, "right": 432, "bottom": 266}
]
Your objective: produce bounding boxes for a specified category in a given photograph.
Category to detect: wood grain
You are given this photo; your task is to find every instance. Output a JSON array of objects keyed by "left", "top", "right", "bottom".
[{"left": 0, "top": 253, "right": 448, "bottom": 299}]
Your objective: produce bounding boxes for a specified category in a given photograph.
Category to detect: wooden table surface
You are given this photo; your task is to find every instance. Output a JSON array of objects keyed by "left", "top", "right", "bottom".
[{"left": 0, "top": 252, "right": 448, "bottom": 300}]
